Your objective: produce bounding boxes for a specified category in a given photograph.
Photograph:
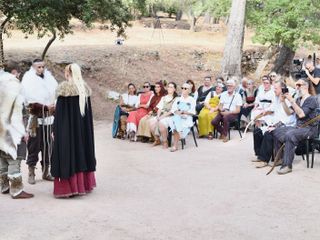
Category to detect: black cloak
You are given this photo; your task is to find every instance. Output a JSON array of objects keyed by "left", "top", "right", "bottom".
[{"left": 51, "top": 81, "right": 96, "bottom": 179}]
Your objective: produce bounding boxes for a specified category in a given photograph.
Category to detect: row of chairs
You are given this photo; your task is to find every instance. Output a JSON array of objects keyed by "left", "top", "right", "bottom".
[
  {"left": 167, "top": 115, "right": 243, "bottom": 149},
  {"left": 170, "top": 114, "right": 320, "bottom": 170}
]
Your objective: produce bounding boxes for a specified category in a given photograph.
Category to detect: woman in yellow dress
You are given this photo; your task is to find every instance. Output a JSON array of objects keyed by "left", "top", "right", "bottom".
[{"left": 198, "top": 83, "right": 224, "bottom": 139}]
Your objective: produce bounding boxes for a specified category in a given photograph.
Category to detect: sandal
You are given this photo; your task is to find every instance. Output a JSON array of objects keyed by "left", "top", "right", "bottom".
[
  {"left": 162, "top": 140, "right": 169, "bottom": 149},
  {"left": 170, "top": 146, "right": 178, "bottom": 152},
  {"left": 152, "top": 138, "right": 161, "bottom": 146}
]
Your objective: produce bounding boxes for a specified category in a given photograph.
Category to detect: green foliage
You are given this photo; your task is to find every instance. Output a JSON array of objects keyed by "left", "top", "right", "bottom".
[
  {"left": 123, "top": 0, "right": 147, "bottom": 16},
  {"left": 246, "top": 0, "right": 320, "bottom": 50},
  {"left": 145, "top": 0, "right": 180, "bottom": 16},
  {"left": 204, "top": 0, "right": 231, "bottom": 19},
  {"left": 0, "top": 0, "right": 133, "bottom": 38}
]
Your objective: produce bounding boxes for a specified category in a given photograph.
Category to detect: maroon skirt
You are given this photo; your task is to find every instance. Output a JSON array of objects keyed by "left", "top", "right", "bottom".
[{"left": 53, "top": 172, "right": 96, "bottom": 198}]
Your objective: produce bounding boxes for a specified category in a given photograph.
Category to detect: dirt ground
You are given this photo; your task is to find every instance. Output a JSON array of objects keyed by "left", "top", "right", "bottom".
[{"left": 1, "top": 123, "right": 320, "bottom": 240}]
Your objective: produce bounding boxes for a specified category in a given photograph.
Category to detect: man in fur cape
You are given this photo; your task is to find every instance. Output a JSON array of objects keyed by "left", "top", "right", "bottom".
[
  {"left": 21, "top": 59, "right": 58, "bottom": 184},
  {"left": 0, "top": 71, "right": 33, "bottom": 199}
]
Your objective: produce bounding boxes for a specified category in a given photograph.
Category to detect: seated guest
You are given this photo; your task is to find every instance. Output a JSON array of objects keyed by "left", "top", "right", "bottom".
[
  {"left": 251, "top": 76, "right": 275, "bottom": 122},
  {"left": 253, "top": 81, "right": 296, "bottom": 168},
  {"left": 168, "top": 83, "right": 196, "bottom": 152},
  {"left": 186, "top": 79, "right": 198, "bottom": 100},
  {"left": 252, "top": 76, "right": 276, "bottom": 156},
  {"left": 238, "top": 79, "right": 257, "bottom": 124},
  {"left": 236, "top": 77, "right": 246, "bottom": 97},
  {"left": 127, "top": 82, "right": 154, "bottom": 141},
  {"left": 117, "top": 83, "right": 138, "bottom": 139},
  {"left": 137, "top": 82, "right": 166, "bottom": 142},
  {"left": 198, "top": 83, "right": 224, "bottom": 139},
  {"left": 213, "top": 76, "right": 227, "bottom": 92},
  {"left": 257, "top": 74, "right": 275, "bottom": 95},
  {"left": 273, "top": 79, "right": 319, "bottom": 174},
  {"left": 269, "top": 72, "right": 278, "bottom": 83},
  {"left": 150, "top": 82, "right": 178, "bottom": 148},
  {"left": 196, "top": 76, "right": 214, "bottom": 113},
  {"left": 211, "top": 78, "right": 243, "bottom": 142}
]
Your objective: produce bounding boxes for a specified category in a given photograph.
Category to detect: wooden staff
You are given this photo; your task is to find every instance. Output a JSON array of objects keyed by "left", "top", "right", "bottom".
[
  {"left": 267, "top": 114, "right": 320, "bottom": 175},
  {"left": 240, "top": 111, "right": 273, "bottom": 141}
]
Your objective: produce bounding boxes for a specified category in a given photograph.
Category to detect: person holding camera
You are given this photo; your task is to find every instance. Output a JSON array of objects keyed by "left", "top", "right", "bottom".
[
  {"left": 305, "top": 61, "right": 320, "bottom": 101},
  {"left": 211, "top": 78, "right": 242, "bottom": 142},
  {"left": 273, "top": 78, "right": 318, "bottom": 174},
  {"left": 253, "top": 81, "right": 296, "bottom": 168}
]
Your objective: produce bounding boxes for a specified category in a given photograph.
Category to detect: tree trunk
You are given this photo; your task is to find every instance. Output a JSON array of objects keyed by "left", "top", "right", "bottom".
[
  {"left": 204, "top": 11, "right": 211, "bottom": 24},
  {"left": 213, "top": 17, "right": 220, "bottom": 24},
  {"left": 150, "top": 4, "right": 157, "bottom": 18},
  {"left": 190, "top": 16, "right": 197, "bottom": 32},
  {"left": 272, "top": 45, "right": 295, "bottom": 77},
  {"left": 254, "top": 46, "right": 278, "bottom": 80},
  {"left": 0, "top": 17, "right": 11, "bottom": 69},
  {"left": 41, "top": 31, "right": 57, "bottom": 60},
  {"left": 175, "top": 10, "right": 183, "bottom": 21},
  {"left": 221, "top": 0, "right": 247, "bottom": 78}
]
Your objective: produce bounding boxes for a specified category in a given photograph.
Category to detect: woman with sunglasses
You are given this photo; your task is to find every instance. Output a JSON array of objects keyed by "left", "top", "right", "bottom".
[
  {"left": 127, "top": 82, "right": 154, "bottom": 141},
  {"left": 150, "top": 82, "right": 178, "bottom": 148},
  {"left": 168, "top": 83, "right": 196, "bottom": 152},
  {"left": 137, "top": 82, "right": 166, "bottom": 142}
]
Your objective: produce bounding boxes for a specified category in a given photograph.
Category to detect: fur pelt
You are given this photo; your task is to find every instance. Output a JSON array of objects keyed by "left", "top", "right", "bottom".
[
  {"left": 0, "top": 73, "right": 25, "bottom": 160},
  {"left": 56, "top": 81, "right": 92, "bottom": 98}
]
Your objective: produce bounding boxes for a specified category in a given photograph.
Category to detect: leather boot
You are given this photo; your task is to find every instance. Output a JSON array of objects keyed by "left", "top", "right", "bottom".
[
  {"left": 42, "top": 166, "right": 54, "bottom": 181},
  {"left": 12, "top": 191, "right": 34, "bottom": 199},
  {"left": 9, "top": 175, "right": 33, "bottom": 199},
  {"left": 0, "top": 174, "right": 10, "bottom": 194},
  {"left": 28, "top": 166, "right": 36, "bottom": 185}
]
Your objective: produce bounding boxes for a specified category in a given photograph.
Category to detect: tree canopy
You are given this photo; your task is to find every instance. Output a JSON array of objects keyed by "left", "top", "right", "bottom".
[
  {"left": 247, "top": 0, "right": 320, "bottom": 50},
  {"left": 0, "top": 0, "right": 133, "bottom": 66}
]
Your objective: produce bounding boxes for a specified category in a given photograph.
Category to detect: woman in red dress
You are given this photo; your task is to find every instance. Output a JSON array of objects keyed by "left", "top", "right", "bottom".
[
  {"left": 51, "top": 63, "right": 96, "bottom": 198},
  {"left": 126, "top": 82, "right": 154, "bottom": 141}
]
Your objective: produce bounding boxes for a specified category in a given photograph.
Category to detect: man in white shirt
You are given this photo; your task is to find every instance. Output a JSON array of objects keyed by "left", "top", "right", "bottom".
[
  {"left": 211, "top": 78, "right": 242, "bottom": 142},
  {"left": 21, "top": 59, "right": 58, "bottom": 184},
  {"left": 254, "top": 81, "right": 296, "bottom": 168}
]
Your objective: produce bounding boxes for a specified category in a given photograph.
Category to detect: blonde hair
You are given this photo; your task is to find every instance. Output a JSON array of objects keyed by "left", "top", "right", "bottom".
[{"left": 67, "top": 63, "right": 88, "bottom": 116}]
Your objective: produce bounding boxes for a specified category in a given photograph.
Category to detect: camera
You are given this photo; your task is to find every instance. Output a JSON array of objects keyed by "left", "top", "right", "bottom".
[
  {"left": 282, "top": 87, "right": 289, "bottom": 94},
  {"left": 293, "top": 59, "right": 304, "bottom": 65},
  {"left": 295, "top": 70, "right": 307, "bottom": 79}
]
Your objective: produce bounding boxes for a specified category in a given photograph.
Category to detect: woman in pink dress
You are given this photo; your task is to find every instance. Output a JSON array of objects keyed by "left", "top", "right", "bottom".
[{"left": 127, "top": 82, "right": 154, "bottom": 141}]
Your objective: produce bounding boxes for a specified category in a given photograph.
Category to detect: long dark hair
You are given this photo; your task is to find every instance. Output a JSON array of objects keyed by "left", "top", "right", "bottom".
[
  {"left": 186, "top": 79, "right": 196, "bottom": 93},
  {"left": 128, "top": 83, "right": 137, "bottom": 95},
  {"left": 155, "top": 81, "right": 167, "bottom": 97},
  {"left": 168, "top": 82, "right": 178, "bottom": 99}
]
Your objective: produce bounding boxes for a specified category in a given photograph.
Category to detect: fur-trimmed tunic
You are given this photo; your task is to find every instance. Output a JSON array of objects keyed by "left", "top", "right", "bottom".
[
  {"left": 0, "top": 73, "right": 25, "bottom": 160},
  {"left": 51, "top": 81, "right": 96, "bottom": 179}
]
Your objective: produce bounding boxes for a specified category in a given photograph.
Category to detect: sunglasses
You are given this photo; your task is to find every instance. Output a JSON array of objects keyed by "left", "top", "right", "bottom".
[
  {"left": 181, "top": 87, "right": 189, "bottom": 90},
  {"left": 270, "top": 75, "right": 276, "bottom": 77},
  {"left": 37, "top": 66, "right": 45, "bottom": 69},
  {"left": 143, "top": 86, "right": 150, "bottom": 88},
  {"left": 296, "top": 83, "right": 304, "bottom": 88}
]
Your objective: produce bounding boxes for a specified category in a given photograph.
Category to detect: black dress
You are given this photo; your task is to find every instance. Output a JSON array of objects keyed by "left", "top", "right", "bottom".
[{"left": 51, "top": 81, "right": 96, "bottom": 197}]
